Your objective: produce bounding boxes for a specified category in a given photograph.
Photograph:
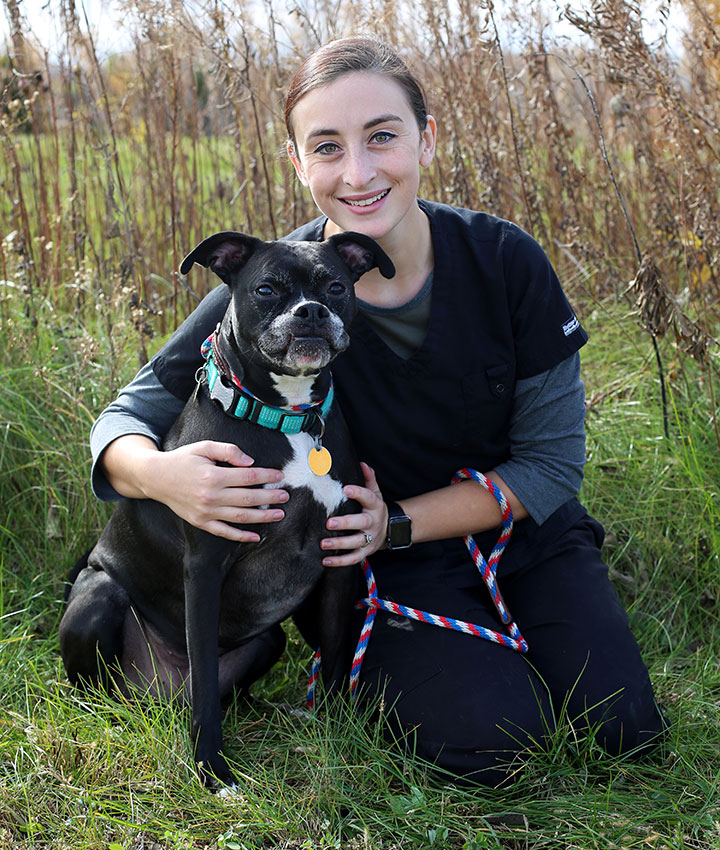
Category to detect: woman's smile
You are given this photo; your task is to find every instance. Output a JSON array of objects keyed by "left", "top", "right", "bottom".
[{"left": 342, "top": 188, "right": 390, "bottom": 205}]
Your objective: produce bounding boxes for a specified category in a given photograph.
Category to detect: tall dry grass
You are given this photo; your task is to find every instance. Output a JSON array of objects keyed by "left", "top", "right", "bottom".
[
  {"left": 1, "top": 0, "right": 719, "bottom": 458},
  {"left": 2, "top": 1, "right": 719, "bottom": 358}
]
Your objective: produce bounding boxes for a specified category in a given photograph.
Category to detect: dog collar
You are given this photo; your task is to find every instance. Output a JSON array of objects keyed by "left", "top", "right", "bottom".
[{"left": 202, "top": 341, "right": 334, "bottom": 437}]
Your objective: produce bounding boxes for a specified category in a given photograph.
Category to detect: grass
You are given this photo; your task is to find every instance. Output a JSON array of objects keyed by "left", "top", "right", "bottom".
[{"left": 1, "top": 283, "right": 719, "bottom": 848}]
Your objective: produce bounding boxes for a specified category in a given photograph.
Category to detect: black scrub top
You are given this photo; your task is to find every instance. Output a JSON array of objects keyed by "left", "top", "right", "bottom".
[{"left": 152, "top": 200, "right": 589, "bottom": 563}]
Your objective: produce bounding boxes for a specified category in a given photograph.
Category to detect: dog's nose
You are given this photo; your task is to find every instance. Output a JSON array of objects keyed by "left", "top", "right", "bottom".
[{"left": 293, "top": 302, "right": 330, "bottom": 322}]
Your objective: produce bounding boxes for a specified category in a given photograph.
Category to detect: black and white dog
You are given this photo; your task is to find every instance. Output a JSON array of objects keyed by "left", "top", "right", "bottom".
[{"left": 60, "top": 231, "right": 394, "bottom": 789}]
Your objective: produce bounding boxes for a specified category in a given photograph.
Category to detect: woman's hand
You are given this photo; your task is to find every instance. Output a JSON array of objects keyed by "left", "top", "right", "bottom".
[
  {"left": 102, "top": 435, "right": 288, "bottom": 542},
  {"left": 315, "top": 461, "right": 532, "bottom": 566},
  {"left": 321, "top": 462, "right": 388, "bottom": 566}
]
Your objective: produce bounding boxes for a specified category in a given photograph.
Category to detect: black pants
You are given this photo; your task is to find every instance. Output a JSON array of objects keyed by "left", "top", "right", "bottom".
[{"left": 355, "top": 511, "right": 666, "bottom": 785}]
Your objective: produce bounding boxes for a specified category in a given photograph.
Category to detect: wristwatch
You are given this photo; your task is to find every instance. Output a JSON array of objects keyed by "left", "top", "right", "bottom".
[{"left": 386, "top": 501, "right": 412, "bottom": 550}]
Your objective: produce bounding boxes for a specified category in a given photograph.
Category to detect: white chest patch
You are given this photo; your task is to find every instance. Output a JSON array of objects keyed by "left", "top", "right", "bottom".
[
  {"left": 269, "top": 432, "right": 346, "bottom": 515},
  {"left": 270, "top": 372, "right": 317, "bottom": 408}
]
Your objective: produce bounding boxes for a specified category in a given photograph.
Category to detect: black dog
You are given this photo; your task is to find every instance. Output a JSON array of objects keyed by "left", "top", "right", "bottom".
[{"left": 60, "top": 231, "right": 394, "bottom": 790}]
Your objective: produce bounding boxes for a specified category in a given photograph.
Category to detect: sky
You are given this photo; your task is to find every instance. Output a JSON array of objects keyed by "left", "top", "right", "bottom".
[
  {"left": 1, "top": 0, "right": 134, "bottom": 59},
  {"left": 0, "top": 0, "right": 690, "bottom": 61}
]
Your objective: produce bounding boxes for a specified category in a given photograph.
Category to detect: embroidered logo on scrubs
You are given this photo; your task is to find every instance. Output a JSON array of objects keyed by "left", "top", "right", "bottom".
[
  {"left": 386, "top": 615, "right": 414, "bottom": 632},
  {"left": 562, "top": 314, "right": 580, "bottom": 336}
]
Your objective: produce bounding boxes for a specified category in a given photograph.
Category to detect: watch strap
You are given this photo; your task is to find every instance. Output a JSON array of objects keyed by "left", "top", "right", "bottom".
[{"left": 386, "top": 500, "right": 412, "bottom": 550}]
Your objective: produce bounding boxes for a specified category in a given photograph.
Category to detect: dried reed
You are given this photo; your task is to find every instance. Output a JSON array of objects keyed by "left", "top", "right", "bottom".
[{"left": 1, "top": 0, "right": 718, "bottom": 390}]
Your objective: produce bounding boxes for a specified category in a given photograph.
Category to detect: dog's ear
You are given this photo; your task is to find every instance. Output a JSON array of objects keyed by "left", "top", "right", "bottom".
[
  {"left": 326, "top": 232, "right": 396, "bottom": 282},
  {"left": 180, "top": 231, "right": 265, "bottom": 285}
]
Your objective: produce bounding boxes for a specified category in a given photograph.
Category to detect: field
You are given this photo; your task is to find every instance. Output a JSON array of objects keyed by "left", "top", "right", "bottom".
[{"left": 1, "top": 0, "right": 720, "bottom": 847}]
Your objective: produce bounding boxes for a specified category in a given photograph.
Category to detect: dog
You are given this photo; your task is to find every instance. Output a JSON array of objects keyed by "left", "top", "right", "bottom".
[{"left": 59, "top": 230, "right": 395, "bottom": 790}]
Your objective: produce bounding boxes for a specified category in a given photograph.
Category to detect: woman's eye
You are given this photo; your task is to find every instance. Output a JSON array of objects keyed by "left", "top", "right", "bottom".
[
  {"left": 315, "top": 142, "right": 340, "bottom": 155},
  {"left": 371, "top": 131, "right": 396, "bottom": 144}
]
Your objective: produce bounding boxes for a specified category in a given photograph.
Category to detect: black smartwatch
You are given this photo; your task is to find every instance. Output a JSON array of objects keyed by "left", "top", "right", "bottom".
[{"left": 386, "top": 501, "right": 412, "bottom": 550}]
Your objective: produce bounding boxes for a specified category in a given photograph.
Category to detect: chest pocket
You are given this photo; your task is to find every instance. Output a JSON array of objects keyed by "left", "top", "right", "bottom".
[{"left": 486, "top": 364, "right": 512, "bottom": 400}]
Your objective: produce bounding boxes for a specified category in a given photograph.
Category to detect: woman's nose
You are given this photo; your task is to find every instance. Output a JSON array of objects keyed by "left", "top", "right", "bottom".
[{"left": 342, "top": 146, "right": 377, "bottom": 188}]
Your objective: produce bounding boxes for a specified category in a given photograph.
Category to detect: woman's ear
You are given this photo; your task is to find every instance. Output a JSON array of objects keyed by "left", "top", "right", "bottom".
[
  {"left": 419, "top": 115, "right": 437, "bottom": 168},
  {"left": 287, "top": 140, "right": 309, "bottom": 186}
]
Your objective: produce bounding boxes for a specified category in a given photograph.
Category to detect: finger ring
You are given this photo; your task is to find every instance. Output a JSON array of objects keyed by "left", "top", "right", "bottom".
[{"left": 362, "top": 532, "right": 373, "bottom": 547}]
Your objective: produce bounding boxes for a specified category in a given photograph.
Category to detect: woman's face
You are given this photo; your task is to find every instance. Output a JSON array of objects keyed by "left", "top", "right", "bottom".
[{"left": 287, "top": 72, "right": 436, "bottom": 246}]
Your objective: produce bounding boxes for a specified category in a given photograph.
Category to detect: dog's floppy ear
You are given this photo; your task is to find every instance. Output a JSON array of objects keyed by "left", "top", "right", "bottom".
[
  {"left": 180, "top": 231, "right": 265, "bottom": 285},
  {"left": 326, "top": 232, "right": 395, "bottom": 282}
]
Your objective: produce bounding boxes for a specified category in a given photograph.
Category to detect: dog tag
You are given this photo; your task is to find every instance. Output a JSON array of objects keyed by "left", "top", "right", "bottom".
[{"left": 308, "top": 446, "right": 332, "bottom": 476}]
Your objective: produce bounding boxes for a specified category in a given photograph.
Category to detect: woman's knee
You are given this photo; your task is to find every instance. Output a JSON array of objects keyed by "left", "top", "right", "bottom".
[
  {"left": 591, "top": 692, "right": 668, "bottom": 756},
  {"left": 386, "top": 681, "right": 553, "bottom": 786},
  {"left": 409, "top": 708, "right": 550, "bottom": 787}
]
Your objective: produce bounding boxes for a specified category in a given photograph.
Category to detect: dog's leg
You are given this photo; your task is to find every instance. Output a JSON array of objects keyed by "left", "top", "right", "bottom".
[
  {"left": 59, "top": 562, "right": 130, "bottom": 692},
  {"left": 315, "top": 564, "right": 359, "bottom": 696},
  {"left": 218, "top": 624, "right": 287, "bottom": 704},
  {"left": 183, "top": 543, "right": 236, "bottom": 790}
]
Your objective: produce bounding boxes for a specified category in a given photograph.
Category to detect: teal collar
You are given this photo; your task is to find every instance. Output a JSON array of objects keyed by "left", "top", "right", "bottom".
[{"left": 204, "top": 350, "right": 333, "bottom": 436}]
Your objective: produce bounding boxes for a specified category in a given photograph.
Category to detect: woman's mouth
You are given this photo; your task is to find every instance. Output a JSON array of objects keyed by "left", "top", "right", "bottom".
[{"left": 341, "top": 189, "right": 390, "bottom": 208}]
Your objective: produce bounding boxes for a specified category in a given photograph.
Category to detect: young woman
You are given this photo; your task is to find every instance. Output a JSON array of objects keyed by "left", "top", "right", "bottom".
[{"left": 89, "top": 36, "right": 665, "bottom": 784}]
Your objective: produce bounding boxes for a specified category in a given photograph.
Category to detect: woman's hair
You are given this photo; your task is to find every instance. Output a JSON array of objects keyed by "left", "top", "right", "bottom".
[{"left": 284, "top": 35, "right": 428, "bottom": 143}]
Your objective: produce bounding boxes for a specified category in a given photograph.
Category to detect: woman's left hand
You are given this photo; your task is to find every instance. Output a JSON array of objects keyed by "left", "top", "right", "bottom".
[{"left": 321, "top": 462, "right": 388, "bottom": 566}]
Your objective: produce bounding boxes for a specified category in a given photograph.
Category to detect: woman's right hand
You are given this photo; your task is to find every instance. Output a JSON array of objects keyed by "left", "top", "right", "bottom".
[{"left": 101, "top": 435, "right": 287, "bottom": 542}]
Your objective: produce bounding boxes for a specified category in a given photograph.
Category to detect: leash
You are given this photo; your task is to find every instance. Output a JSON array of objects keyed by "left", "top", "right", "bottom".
[{"left": 307, "top": 468, "right": 528, "bottom": 707}]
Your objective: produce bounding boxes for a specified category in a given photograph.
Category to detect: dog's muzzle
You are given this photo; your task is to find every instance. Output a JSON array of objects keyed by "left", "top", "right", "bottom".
[{"left": 259, "top": 305, "right": 349, "bottom": 371}]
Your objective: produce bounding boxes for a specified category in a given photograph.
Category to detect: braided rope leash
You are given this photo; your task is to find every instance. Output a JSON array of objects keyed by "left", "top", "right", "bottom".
[{"left": 307, "top": 469, "right": 528, "bottom": 707}]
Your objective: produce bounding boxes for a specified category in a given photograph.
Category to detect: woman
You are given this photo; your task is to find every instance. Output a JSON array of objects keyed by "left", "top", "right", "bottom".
[{"left": 89, "top": 36, "right": 665, "bottom": 784}]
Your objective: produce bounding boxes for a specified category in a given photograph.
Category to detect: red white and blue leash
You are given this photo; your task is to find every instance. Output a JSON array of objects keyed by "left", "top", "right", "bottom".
[{"left": 307, "top": 468, "right": 529, "bottom": 707}]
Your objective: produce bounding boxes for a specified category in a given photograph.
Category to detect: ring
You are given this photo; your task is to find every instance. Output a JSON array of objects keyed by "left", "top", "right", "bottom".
[{"left": 362, "top": 532, "right": 373, "bottom": 547}]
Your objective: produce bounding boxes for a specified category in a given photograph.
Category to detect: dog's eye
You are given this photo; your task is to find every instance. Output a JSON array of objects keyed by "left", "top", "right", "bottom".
[
  {"left": 255, "top": 284, "right": 276, "bottom": 297},
  {"left": 327, "top": 282, "right": 346, "bottom": 295}
]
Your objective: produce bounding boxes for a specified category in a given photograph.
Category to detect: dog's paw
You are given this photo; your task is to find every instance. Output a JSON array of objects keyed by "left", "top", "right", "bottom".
[
  {"left": 216, "top": 783, "right": 244, "bottom": 801},
  {"left": 196, "top": 755, "right": 236, "bottom": 793}
]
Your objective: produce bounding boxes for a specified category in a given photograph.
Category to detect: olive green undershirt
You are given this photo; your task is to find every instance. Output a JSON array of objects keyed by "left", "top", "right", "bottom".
[{"left": 356, "top": 272, "right": 434, "bottom": 360}]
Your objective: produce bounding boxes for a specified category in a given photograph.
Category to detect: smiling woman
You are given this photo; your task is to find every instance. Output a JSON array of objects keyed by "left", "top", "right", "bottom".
[
  {"left": 286, "top": 71, "right": 436, "bottom": 307},
  {"left": 81, "top": 33, "right": 666, "bottom": 787}
]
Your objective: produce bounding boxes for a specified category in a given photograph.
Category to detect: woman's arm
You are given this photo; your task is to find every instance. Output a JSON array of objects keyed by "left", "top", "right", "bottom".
[
  {"left": 320, "top": 464, "right": 525, "bottom": 565},
  {"left": 90, "top": 361, "right": 289, "bottom": 543},
  {"left": 100, "top": 434, "right": 288, "bottom": 542},
  {"left": 321, "top": 353, "right": 585, "bottom": 565},
  {"left": 375, "top": 468, "right": 527, "bottom": 544}
]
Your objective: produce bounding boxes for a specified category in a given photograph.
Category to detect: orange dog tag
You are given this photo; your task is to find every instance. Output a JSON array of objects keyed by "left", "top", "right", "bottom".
[{"left": 308, "top": 446, "right": 332, "bottom": 476}]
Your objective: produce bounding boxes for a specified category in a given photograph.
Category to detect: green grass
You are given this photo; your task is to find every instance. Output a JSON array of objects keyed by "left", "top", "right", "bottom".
[{"left": 1, "top": 290, "right": 719, "bottom": 848}]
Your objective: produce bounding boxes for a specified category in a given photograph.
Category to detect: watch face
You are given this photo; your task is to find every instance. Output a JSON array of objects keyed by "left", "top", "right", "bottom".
[{"left": 388, "top": 516, "right": 412, "bottom": 549}]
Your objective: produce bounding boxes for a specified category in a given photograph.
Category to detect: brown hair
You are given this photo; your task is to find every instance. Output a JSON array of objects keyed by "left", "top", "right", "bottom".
[{"left": 284, "top": 36, "right": 428, "bottom": 143}]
